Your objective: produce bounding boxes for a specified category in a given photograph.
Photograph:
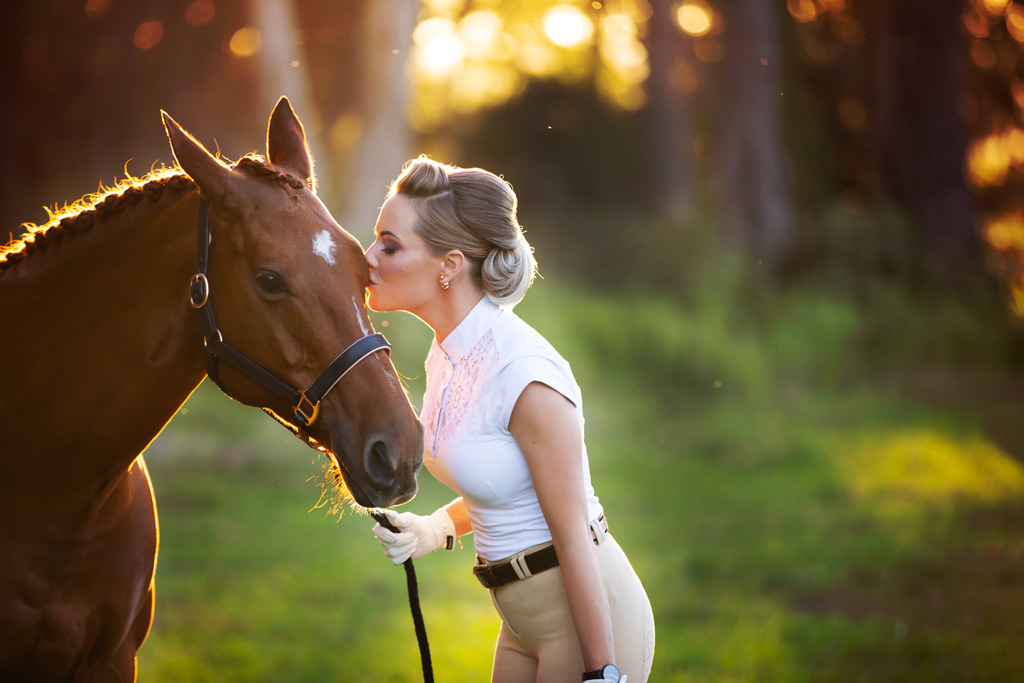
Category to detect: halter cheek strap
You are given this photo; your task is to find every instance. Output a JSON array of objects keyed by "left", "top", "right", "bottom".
[{"left": 190, "top": 197, "right": 390, "bottom": 428}]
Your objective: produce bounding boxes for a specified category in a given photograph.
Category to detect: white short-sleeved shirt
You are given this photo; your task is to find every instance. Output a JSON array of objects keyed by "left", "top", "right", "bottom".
[{"left": 420, "top": 297, "right": 603, "bottom": 561}]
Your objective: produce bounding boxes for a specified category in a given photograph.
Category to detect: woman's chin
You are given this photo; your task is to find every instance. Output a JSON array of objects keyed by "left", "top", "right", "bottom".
[{"left": 365, "top": 291, "right": 387, "bottom": 312}]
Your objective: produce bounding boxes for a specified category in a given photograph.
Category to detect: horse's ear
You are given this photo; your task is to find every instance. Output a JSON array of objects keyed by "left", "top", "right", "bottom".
[
  {"left": 267, "top": 97, "right": 315, "bottom": 193},
  {"left": 162, "top": 111, "right": 235, "bottom": 203}
]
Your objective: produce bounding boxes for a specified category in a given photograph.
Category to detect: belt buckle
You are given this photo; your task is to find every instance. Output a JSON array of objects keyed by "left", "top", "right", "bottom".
[{"left": 509, "top": 550, "right": 533, "bottom": 581}]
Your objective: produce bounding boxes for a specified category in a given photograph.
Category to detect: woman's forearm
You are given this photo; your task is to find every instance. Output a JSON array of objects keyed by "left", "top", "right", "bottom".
[
  {"left": 442, "top": 497, "right": 473, "bottom": 537},
  {"left": 556, "top": 534, "right": 616, "bottom": 670}
]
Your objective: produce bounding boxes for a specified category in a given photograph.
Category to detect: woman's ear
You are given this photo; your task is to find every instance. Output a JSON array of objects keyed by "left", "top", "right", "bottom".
[{"left": 441, "top": 250, "right": 466, "bottom": 282}]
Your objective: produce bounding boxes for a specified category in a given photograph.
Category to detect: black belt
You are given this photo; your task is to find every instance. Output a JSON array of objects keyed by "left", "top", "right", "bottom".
[{"left": 472, "top": 515, "right": 608, "bottom": 590}]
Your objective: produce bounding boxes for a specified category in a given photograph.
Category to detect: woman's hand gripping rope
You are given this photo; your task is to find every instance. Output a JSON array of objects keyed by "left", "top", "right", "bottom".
[{"left": 372, "top": 508, "right": 457, "bottom": 565}]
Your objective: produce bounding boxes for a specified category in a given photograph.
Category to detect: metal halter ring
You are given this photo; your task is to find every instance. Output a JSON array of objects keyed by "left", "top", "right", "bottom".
[
  {"left": 189, "top": 273, "right": 210, "bottom": 309},
  {"left": 293, "top": 392, "right": 321, "bottom": 427}
]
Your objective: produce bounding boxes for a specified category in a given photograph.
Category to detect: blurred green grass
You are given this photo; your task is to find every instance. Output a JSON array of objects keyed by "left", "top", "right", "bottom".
[{"left": 139, "top": 267, "right": 1024, "bottom": 681}]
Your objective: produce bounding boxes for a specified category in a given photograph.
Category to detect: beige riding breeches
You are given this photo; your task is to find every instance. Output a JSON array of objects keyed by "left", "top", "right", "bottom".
[{"left": 487, "top": 532, "right": 655, "bottom": 683}]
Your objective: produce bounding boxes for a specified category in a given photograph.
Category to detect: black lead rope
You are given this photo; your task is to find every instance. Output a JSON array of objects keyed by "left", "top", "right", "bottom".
[
  {"left": 371, "top": 512, "right": 434, "bottom": 683},
  {"left": 262, "top": 409, "right": 434, "bottom": 681}
]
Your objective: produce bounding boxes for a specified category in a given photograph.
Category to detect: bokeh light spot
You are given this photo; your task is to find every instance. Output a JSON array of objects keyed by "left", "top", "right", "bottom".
[
  {"left": 229, "top": 27, "right": 262, "bottom": 57},
  {"left": 1007, "top": 5, "right": 1024, "bottom": 44},
  {"left": 185, "top": 0, "right": 215, "bottom": 27},
  {"left": 787, "top": 0, "right": 817, "bottom": 23},
  {"left": 544, "top": 5, "right": 595, "bottom": 49},
  {"left": 602, "top": 13, "right": 637, "bottom": 42},
  {"left": 838, "top": 97, "right": 867, "bottom": 131},
  {"left": 970, "top": 40, "right": 997, "bottom": 69},
  {"left": 676, "top": 2, "right": 714, "bottom": 36},
  {"left": 414, "top": 17, "right": 465, "bottom": 78},
  {"left": 963, "top": 9, "right": 990, "bottom": 39},
  {"left": 985, "top": 212, "right": 1024, "bottom": 251},
  {"left": 693, "top": 37, "right": 723, "bottom": 63},
  {"left": 459, "top": 10, "right": 503, "bottom": 58},
  {"left": 133, "top": 20, "right": 164, "bottom": 51},
  {"left": 84, "top": 0, "right": 111, "bottom": 19},
  {"left": 967, "top": 126, "right": 1024, "bottom": 186},
  {"left": 982, "top": 0, "right": 1011, "bottom": 16}
]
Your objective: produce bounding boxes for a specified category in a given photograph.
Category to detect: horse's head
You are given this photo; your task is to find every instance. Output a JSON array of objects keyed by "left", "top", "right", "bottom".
[{"left": 162, "top": 98, "right": 423, "bottom": 509}]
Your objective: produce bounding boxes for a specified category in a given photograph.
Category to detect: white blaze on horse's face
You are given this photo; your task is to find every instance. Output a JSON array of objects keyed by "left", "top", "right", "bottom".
[{"left": 312, "top": 229, "right": 337, "bottom": 266}]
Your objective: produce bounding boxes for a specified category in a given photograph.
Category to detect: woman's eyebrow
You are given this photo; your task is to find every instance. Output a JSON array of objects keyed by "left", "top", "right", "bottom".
[{"left": 379, "top": 230, "right": 399, "bottom": 239}]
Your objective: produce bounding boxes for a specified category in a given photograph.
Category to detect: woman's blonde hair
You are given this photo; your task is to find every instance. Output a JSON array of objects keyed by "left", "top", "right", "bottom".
[{"left": 389, "top": 156, "right": 537, "bottom": 308}]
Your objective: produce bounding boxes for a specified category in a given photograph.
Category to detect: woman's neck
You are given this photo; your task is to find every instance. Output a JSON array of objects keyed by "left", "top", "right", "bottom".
[{"left": 418, "top": 287, "right": 486, "bottom": 343}]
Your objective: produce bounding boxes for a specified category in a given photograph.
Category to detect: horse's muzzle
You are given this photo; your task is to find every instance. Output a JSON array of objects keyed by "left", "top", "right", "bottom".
[{"left": 332, "top": 431, "right": 421, "bottom": 508}]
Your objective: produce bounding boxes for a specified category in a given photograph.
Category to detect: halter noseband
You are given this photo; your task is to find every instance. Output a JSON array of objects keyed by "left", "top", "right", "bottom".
[{"left": 189, "top": 197, "right": 390, "bottom": 428}]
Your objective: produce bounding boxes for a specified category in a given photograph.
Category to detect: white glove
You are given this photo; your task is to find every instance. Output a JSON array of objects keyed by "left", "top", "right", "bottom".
[{"left": 372, "top": 508, "right": 456, "bottom": 565}]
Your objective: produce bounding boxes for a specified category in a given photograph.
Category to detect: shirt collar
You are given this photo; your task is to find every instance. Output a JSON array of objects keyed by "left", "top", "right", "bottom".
[{"left": 436, "top": 296, "right": 502, "bottom": 363}]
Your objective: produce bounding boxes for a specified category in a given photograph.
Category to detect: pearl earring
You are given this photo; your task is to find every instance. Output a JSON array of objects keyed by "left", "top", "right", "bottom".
[{"left": 440, "top": 278, "right": 450, "bottom": 290}]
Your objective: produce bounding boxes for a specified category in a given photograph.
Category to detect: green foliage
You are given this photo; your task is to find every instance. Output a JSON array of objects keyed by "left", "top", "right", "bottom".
[{"left": 138, "top": 257, "right": 1024, "bottom": 681}]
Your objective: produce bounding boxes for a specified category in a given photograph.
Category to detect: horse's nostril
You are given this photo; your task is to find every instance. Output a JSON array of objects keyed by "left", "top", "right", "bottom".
[{"left": 364, "top": 438, "right": 398, "bottom": 487}]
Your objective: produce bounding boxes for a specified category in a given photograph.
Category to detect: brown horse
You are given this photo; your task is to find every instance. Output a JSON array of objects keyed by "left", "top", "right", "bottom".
[{"left": 0, "top": 98, "right": 423, "bottom": 681}]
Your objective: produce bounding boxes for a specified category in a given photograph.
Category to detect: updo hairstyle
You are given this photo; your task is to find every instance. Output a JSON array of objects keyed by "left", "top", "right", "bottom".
[{"left": 389, "top": 156, "right": 537, "bottom": 307}]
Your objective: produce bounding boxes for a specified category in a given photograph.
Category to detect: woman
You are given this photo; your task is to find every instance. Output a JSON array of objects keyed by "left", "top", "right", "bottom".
[{"left": 365, "top": 156, "right": 655, "bottom": 683}]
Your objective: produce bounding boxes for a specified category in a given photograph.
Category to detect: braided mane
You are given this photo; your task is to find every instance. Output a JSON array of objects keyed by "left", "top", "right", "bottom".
[{"left": 0, "top": 154, "right": 310, "bottom": 273}]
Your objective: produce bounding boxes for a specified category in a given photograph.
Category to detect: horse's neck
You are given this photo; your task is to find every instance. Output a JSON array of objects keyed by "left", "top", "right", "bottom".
[{"left": 0, "top": 187, "right": 207, "bottom": 496}]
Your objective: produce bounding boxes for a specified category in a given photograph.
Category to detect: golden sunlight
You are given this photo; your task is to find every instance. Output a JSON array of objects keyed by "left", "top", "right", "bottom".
[
  {"left": 985, "top": 212, "right": 1024, "bottom": 251},
  {"left": 543, "top": 5, "right": 595, "bottom": 49},
  {"left": 516, "top": 39, "right": 561, "bottom": 77},
  {"left": 1007, "top": 5, "right": 1024, "bottom": 44},
  {"left": 968, "top": 126, "right": 1024, "bottom": 186},
  {"left": 408, "top": 0, "right": 657, "bottom": 125},
  {"left": 600, "top": 34, "right": 648, "bottom": 73},
  {"left": 982, "top": 0, "right": 1011, "bottom": 15},
  {"left": 423, "top": 0, "right": 464, "bottom": 12},
  {"left": 595, "top": 8, "right": 648, "bottom": 110},
  {"left": 676, "top": 1, "right": 714, "bottom": 36},
  {"left": 229, "top": 27, "right": 262, "bottom": 57},
  {"left": 459, "top": 10, "right": 504, "bottom": 58},
  {"left": 414, "top": 17, "right": 466, "bottom": 79},
  {"left": 601, "top": 13, "right": 638, "bottom": 42}
]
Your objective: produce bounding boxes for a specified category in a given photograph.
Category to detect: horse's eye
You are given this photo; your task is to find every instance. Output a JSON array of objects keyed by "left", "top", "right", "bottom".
[{"left": 256, "top": 271, "right": 287, "bottom": 295}]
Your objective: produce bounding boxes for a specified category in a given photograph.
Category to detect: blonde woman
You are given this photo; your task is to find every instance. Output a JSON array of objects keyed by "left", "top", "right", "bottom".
[{"left": 366, "top": 157, "right": 655, "bottom": 683}]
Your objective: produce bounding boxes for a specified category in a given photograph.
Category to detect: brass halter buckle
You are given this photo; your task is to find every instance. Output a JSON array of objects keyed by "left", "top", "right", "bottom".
[{"left": 293, "top": 392, "right": 321, "bottom": 427}]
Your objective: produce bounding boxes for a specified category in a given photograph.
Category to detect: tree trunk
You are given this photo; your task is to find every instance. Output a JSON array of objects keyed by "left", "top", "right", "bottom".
[
  {"left": 251, "top": 0, "right": 332, "bottom": 193},
  {"left": 714, "top": 0, "right": 795, "bottom": 268},
  {"left": 338, "top": 0, "right": 417, "bottom": 243},
  {"left": 645, "top": 0, "right": 695, "bottom": 223},
  {"left": 871, "top": 0, "right": 976, "bottom": 262}
]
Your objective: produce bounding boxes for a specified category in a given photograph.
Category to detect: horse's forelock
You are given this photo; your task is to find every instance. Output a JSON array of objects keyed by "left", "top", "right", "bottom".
[{"left": 232, "top": 154, "right": 311, "bottom": 193}]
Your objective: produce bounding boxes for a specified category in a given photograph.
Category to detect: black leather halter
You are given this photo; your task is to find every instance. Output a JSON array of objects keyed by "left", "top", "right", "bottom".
[{"left": 188, "top": 197, "right": 390, "bottom": 428}]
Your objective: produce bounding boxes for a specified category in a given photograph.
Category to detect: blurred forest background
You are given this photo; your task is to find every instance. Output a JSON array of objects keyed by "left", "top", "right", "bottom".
[{"left": 6, "top": 0, "right": 1024, "bottom": 680}]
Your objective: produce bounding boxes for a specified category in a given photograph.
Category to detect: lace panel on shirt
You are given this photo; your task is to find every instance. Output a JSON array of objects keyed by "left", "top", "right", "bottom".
[
  {"left": 436, "top": 329, "right": 499, "bottom": 451},
  {"left": 420, "top": 346, "right": 447, "bottom": 450}
]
